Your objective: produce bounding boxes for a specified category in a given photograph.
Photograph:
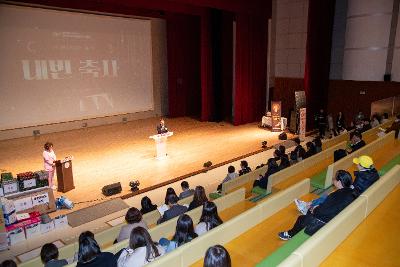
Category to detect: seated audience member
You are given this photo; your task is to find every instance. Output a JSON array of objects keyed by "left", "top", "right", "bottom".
[
  {"left": 297, "top": 146, "right": 306, "bottom": 161},
  {"left": 361, "top": 119, "right": 372, "bottom": 132},
  {"left": 203, "top": 245, "right": 231, "bottom": 267},
  {"left": 160, "top": 214, "right": 198, "bottom": 252},
  {"left": 304, "top": 142, "right": 316, "bottom": 158},
  {"left": 0, "top": 260, "right": 17, "bottom": 267},
  {"left": 117, "top": 227, "right": 164, "bottom": 267},
  {"left": 253, "top": 158, "right": 280, "bottom": 189},
  {"left": 41, "top": 243, "right": 68, "bottom": 267},
  {"left": 140, "top": 196, "right": 157, "bottom": 215},
  {"left": 333, "top": 148, "right": 347, "bottom": 162},
  {"left": 289, "top": 150, "right": 298, "bottom": 165},
  {"left": 164, "top": 187, "right": 178, "bottom": 205},
  {"left": 116, "top": 207, "right": 148, "bottom": 243},
  {"left": 74, "top": 231, "right": 95, "bottom": 262},
  {"left": 278, "top": 145, "right": 286, "bottom": 157},
  {"left": 293, "top": 138, "right": 302, "bottom": 153},
  {"left": 77, "top": 236, "right": 116, "bottom": 267},
  {"left": 179, "top": 181, "right": 194, "bottom": 199},
  {"left": 279, "top": 156, "right": 290, "bottom": 170},
  {"left": 195, "top": 201, "right": 223, "bottom": 236},
  {"left": 370, "top": 114, "right": 380, "bottom": 128},
  {"left": 217, "top": 166, "right": 239, "bottom": 191},
  {"left": 381, "top": 112, "right": 389, "bottom": 123},
  {"left": 348, "top": 131, "right": 365, "bottom": 153},
  {"left": 273, "top": 149, "right": 282, "bottom": 161},
  {"left": 352, "top": 155, "right": 380, "bottom": 194},
  {"left": 313, "top": 136, "right": 322, "bottom": 153},
  {"left": 385, "top": 114, "right": 400, "bottom": 138},
  {"left": 238, "top": 160, "right": 252, "bottom": 176},
  {"left": 279, "top": 170, "right": 355, "bottom": 240},
  {"left": 188, "top": 186, "right": 208, "bottom": 211},
  {"left": 157, "top": 194, "right": 187, "bottom": 224}
]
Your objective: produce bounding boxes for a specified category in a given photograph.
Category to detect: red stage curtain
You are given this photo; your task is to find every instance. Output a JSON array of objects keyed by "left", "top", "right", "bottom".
[
  {"left": 167, "top": 13, "right": 201, "bottom": 117},
  {"left": 304, "top": 0, "right": 336, "bottom": 128},
  {"left": 233, "top": 14, "right": 268, "bottom": 125}
]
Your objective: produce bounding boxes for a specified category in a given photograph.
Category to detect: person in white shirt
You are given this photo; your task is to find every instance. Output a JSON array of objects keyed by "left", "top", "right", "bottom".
[
  {"left": 195, "top": 201, "right": 223, "bottom": 236},
  {"left": 117, "top": 227, "right": 164, "bottom": 267},
  {"left": 43, "top": 142, "right": 56, "bottom": 189}
]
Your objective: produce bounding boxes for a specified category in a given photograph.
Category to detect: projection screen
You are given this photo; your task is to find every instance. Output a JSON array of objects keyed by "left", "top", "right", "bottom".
[{"left": 0, "top": 5, "right": 154, "bottom": 130}]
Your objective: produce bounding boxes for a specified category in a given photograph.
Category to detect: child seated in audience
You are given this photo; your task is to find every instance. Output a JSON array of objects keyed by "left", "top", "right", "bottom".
[
  {"left": 280, "top": 170, "right": 356, "bottom": 240},
  {"left": 352, "top": 155, "right": 380, "bottom": 195},
  {"left": 217, "top": 166, "right": 239, "bottom": 191},
  {"left": 188, "top": 186, "right": 208, "bottom": 211},
  {"left": 195, "top": 201, "right": 223, "bottom": 236},
  {"left": 203, "top": 245, "right": 231, "bottom": 267},
  {"left": 238, "top": 160, "right": 252, "bottom": 176},
  {"left": 179, "top": 181, "right": 195, "bottom": 199},
  {"left": 117, "top": 227, "right": 164, "bottom": 267},
  {"left": 140, "top": 196, "right": 157, "bottom": 214},
  {"left": 0, "top": 260, "right": 17, "bottom": 267},
  {"left": 40, "top": 243, "right": 68, "bottom": 267},
  {"left": 159, "top": 214, "right": 198, "bottom": 252},
  {"left": 77, "top": 236, "right": 117, "bottom": 267},
  {"left": 253, "top": 158, "right": 279, "bottom": 189},
  {"left": 289, "top": 150, "right": 298, "bottom": 165},
  {"left": 116, "top": 207, "right": 148, "bottom": 243}
]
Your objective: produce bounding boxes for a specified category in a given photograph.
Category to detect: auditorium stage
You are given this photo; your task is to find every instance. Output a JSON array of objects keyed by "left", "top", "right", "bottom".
[{"left": 0, "top": 117, "right": 294, "bottom": 213}]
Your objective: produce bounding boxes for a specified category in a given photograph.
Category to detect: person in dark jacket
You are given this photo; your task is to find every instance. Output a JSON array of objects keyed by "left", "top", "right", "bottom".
[
  {"left": 279, "top": 170, "right": 355, "bottom": 240},
  {"left": 348, "top": 131, "right": 366, "bottom": 153},
  {"left": 188, "top": 186, "right": 208, "bottom": 211},
  {"left": 179, "top": 181, "right": 194, "bottom": 200},
  {"left": 304, "top": 142, "right": 316, "bottom": 158},
  {"left": 238, "top": 160, "right": 252, "bottom": 176},
  {"left": 253, "top": 158, "right": 280, "bottom": 189},
  {"left": 352, "top": 155, "right": 380, "bottom": 194},
  {"left": 315, "top": 109, "right": 327, "bottom": 138},
  {"left": 76, "top": 236, "right": 117, "bottom": 267},
  {"left": 157, "top": 194, "right": 187, "bottom": 224},
  {"left": 385, "top": 114, "right": 400, "bottom": 138},
  {"left": 140, "top": 196, "right": 157, "bottom": 214},
  {"left": 336, "top": 111, "right": 346, "bottom": 134}
]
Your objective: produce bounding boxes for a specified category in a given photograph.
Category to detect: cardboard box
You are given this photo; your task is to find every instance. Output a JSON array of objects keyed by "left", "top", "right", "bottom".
[
  {"left": 25, "top": 222, "right": 41, "bottom": 239},
  {"left": 54, "top": 215, "right": 68, "bottom": 229},
  {"left": 40, "top": 220, "right": 55, "bottom": 234},
  {"left": 8, "top": 227, "right": 25, "bottom": 245}
]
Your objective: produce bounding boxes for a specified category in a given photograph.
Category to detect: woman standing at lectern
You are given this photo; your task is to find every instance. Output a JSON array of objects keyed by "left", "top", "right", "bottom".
[{"left": 43, "top": 142, "right": 56, "bottom": 189}]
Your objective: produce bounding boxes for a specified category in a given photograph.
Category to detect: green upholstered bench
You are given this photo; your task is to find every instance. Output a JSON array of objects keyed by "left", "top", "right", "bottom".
[
  {"left": 252, "top": 186, "right": 267, "bottom": 195},
  {"left": 256, "top": 230, "right": 310, "bottom": 267},
  {"left": 378, "top": 154, "right": 400, "bottom": 176},
  {"left": 209, "top": 192, "right": 222, "bottom": 200},
  {"left": 310, "top": 169, "right": 328, "bottom": 189}
]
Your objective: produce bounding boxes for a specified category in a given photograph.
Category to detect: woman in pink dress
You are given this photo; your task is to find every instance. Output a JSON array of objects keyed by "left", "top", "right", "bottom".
[{"left": 43, "top": 142, "right": 56, "bottom": 189}]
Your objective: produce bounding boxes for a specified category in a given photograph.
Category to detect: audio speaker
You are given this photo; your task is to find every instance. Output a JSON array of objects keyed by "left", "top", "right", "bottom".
[
  {"left": 279, "top": 132, "right": 287, "bottom": 140},
  {"left": 102, "top": 182, "right": 122, "bottom": 196}
]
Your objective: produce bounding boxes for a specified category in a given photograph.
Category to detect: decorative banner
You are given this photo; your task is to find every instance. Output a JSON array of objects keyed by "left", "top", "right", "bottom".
[
  {"left": 32, "top": 193, "right": 49, "bottom": 206},
  {"left": 299, "top": 108, "right": 307, "bottom": 140},
  {"left": 271, "top": 101, "right": 282, "bottom": 132}
]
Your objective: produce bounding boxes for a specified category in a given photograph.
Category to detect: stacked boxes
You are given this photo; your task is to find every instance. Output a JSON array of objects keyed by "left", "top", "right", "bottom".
[{"left": 16, "top": 172, "right": 37, "bottom": 192}]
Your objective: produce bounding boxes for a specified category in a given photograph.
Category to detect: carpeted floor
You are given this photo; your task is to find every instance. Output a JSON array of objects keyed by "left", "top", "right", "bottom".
[{"left": 67, "top": 198, "right": 129, "bottom": 227}]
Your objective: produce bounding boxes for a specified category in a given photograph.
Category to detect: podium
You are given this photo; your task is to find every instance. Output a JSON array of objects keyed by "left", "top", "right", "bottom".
[
  {"left": 55, "top": 158, "right": 75, "bottom": 193},
  {"left": 149, "top": 132, "right": 173, "bottom": 159}
]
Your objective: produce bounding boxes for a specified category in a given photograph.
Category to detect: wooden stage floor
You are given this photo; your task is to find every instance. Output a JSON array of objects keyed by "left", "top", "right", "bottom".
[{"left": 0, "top": 117, "right": 292, "bottom": 212}]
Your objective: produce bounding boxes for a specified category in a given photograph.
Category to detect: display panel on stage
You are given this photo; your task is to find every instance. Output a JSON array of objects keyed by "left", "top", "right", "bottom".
[
  {"left": 55, "top": 158, "right": 75, "bottom": 193},
  {"left": 149, "top": 132, "right": 173, "bottom": 159}
]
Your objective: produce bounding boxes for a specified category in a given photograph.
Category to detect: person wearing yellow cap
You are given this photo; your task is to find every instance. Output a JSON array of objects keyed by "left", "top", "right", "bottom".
[{"left": 352, "top": 155, "right": 380, "bottom": 194}]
